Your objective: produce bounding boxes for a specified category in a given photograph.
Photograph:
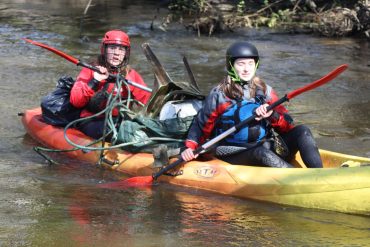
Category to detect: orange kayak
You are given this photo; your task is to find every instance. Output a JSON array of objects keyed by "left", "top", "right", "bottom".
[{"left": 21, "top": 107, "right": 370, "bottom": 215}]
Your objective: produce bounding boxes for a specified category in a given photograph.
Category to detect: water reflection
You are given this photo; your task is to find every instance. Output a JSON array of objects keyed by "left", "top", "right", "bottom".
[
  {"left": 24, "top": 182, "right": 281, "bottom": 246},
  {"left": 19, "top": 180, "right": 370, "bottom": 246}
]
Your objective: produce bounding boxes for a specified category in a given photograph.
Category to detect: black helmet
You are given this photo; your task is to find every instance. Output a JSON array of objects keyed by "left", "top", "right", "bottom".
[{"left": 226, "top": 42, "right": 259, "bottom": 72}]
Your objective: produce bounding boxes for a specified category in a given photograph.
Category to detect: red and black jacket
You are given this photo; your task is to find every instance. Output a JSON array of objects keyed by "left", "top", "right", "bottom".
[
  {"left": 185, "top": 84, "right": 294, "bottom": 150},
  {"left": 70, "top": 67, "right": 151, "bottom": 118}
]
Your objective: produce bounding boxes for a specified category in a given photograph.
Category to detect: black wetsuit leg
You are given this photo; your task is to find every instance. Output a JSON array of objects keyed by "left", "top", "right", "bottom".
[
  {"left": 219, "top": 141, "right": 294, "bottom": 168},
  {"left": 280, "top": 125, "right": 323, "bottom": 168}
]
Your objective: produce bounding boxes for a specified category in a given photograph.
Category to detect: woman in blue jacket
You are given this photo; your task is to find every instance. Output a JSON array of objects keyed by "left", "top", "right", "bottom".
[{"left": 181, "top": 41, "right": 323, "bottom": 168}]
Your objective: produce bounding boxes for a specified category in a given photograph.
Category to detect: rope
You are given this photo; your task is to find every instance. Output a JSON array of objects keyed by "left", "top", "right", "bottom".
[{"left": 34, "top": 74, "right": 182, "bottom": 164}]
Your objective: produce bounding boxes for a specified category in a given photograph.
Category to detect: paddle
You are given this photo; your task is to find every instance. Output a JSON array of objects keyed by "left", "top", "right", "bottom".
[
  {"left": 103, "top": 64, "right": 348, "bottom": 188},
  {"left": 23, "top": 38, "right": 152, "bottom": 93}
]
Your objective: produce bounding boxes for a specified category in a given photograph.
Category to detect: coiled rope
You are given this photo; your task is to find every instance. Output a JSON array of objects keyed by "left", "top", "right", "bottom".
[{"left": 34, "top": 74, "right": 182, "bottom": 165}]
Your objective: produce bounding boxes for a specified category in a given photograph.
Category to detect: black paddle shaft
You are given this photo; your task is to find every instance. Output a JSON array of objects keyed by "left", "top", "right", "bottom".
[{"left": 152, "top": 95, "right": 289, "bottom": 180}]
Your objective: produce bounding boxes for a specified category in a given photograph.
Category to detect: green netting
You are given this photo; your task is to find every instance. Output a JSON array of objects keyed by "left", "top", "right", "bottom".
[{"left": 115, "top": 114, "right": 194, "bottom": 152}]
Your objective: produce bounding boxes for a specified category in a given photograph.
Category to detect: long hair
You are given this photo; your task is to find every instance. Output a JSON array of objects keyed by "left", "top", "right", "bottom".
[
  {"left": 249, "top": 76, "right": 267, "bottom": 98},
  {"left": 218, "top": 76, "right": 267, "bottom": 100}
]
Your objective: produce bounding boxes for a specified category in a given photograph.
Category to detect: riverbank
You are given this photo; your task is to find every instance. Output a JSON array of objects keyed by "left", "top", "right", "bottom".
[{"left": 160, "top": 0, "right": 369, "bottom": 39}]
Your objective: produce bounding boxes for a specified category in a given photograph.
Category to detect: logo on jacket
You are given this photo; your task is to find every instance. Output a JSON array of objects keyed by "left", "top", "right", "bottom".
[{"left": 194, "top": 166, "right": 218, "bottom": 178}]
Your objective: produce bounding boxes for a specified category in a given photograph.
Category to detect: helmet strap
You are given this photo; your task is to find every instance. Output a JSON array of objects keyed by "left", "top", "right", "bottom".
[
  {"left": 227, "top": 61, "right": 242, "bottom": 83},
  {"left": 228, "top": 60, "right": 259, "bottom": 85}
]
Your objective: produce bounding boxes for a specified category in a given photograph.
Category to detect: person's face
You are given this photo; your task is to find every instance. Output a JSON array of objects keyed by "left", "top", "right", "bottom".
[
  {"left": 106, "top": 44, "right": 126, "bottom": 66},
  {"left": 233, "top": 58, "right": 256, "bottom": 82}
]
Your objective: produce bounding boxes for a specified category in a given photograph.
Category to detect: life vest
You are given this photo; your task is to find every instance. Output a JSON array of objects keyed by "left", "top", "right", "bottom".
[{"left": 215, "top": 100, "right": 268, "bottom": 146}]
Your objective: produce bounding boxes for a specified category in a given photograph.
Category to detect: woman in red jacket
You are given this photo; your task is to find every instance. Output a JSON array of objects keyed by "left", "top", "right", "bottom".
[
  {"left": 181, "top": 41, "right": 323, "bottom": 168},
  {"left": 70, "top": 30, "right": 151, "bottom": 139}
]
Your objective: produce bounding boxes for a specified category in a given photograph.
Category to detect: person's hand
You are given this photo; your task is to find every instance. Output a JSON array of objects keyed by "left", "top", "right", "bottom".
[
  {"left": 255, "top": 103, "right": 273, "bottom": 121},
  {"left": 93, "top": 66, "right": 109, "bottom": 81},
  {"left": 181, "top": 148, "right": 198, "bottom": 161}
]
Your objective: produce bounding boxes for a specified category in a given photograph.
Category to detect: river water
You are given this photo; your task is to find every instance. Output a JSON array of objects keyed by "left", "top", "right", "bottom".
[{"left": 1, "top": 0, "right": 369, "bottom": 246}]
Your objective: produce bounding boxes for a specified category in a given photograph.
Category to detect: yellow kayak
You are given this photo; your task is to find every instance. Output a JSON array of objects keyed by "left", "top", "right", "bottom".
[{"left": 22, "top": 107, "right": 370, "bottom": 215}]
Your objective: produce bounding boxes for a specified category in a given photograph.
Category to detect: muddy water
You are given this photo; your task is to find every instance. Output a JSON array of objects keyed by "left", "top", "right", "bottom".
[{"left": 1, "top": 0, "right": 369, "bottom": 246}]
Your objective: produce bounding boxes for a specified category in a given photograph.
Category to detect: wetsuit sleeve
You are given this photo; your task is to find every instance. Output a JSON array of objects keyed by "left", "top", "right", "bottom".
[
  {"left": 185, "top": 88, "right": 232, "bottom": 150},
  {"left": 126, "top": 69, "right": 151, "bottom": 105},
  {"left": 266, "top": 89, "right": 295, "bottom": 133},
  {"left": 70, "top": 68, "right": 97, "bottom": 108}
]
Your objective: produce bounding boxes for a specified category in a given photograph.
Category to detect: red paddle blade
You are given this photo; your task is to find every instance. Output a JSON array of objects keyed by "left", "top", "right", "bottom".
[
  {"left": 287, "top": 64, "right": 348, "bottom": 100},
  {"left": 97, "top": 176, "right": 154, "bottom": 189},
  {"left": 23, "top": 38, "right": 80, "bottom": 64},
  {"left": 68, "top": 205, "right": 90, "bottom": 226}
]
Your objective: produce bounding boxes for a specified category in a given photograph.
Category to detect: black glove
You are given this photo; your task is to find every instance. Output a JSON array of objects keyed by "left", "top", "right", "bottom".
[
  {"left": 86, "top": 90, "right": 108, "bottom": 113},
  {"left": 87, "top": 78, "right": 100, "bottom": 91},
  {"left": 107, "top": 75, "right": 117, "bottom": 83}
]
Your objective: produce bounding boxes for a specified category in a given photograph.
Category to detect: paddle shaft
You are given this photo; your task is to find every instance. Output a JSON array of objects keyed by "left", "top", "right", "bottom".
[
  {"left": 152, "top": 64, "right": 348, "bottom": 180},
  {"left": 23, "top": 38, "right": 152, "bottom": 92},
  {"left": 77, "top": 61, "right": 152, "bottom": 92}
]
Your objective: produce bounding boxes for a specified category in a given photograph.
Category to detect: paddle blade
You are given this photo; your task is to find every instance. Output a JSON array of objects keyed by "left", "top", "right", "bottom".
[
  {"left": 97, "top": 176, "right": 154, "bottom": 189},
  {"left": 68, "top": 205, "right": 90, "bottom": 226},
  {"left": 287, "top": 64, "right": 348, "bottom": 99},
  {"left": 23, "top": 38, "right": 80, "bottom": 64}
]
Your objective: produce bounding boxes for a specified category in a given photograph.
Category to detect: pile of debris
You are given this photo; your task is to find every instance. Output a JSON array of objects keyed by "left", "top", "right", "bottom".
[{"left": 163, "top": 0, "right": 369, "bottom": 39}]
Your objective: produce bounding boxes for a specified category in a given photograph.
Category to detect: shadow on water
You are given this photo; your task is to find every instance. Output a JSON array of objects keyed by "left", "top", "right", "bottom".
[{"left": 0, "top": 0, "right": 369, "bottom": 246}]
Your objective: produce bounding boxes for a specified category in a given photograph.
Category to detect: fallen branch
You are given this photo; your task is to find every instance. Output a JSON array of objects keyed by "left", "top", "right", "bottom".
[{"left": 245, "top": 0, "right": 285, "bottom": 18}]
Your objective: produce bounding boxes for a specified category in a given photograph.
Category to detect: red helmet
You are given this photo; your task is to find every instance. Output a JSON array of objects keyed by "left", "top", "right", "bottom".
[{"left": 100, "top": 30, "right": 130, "bottom": 67}]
